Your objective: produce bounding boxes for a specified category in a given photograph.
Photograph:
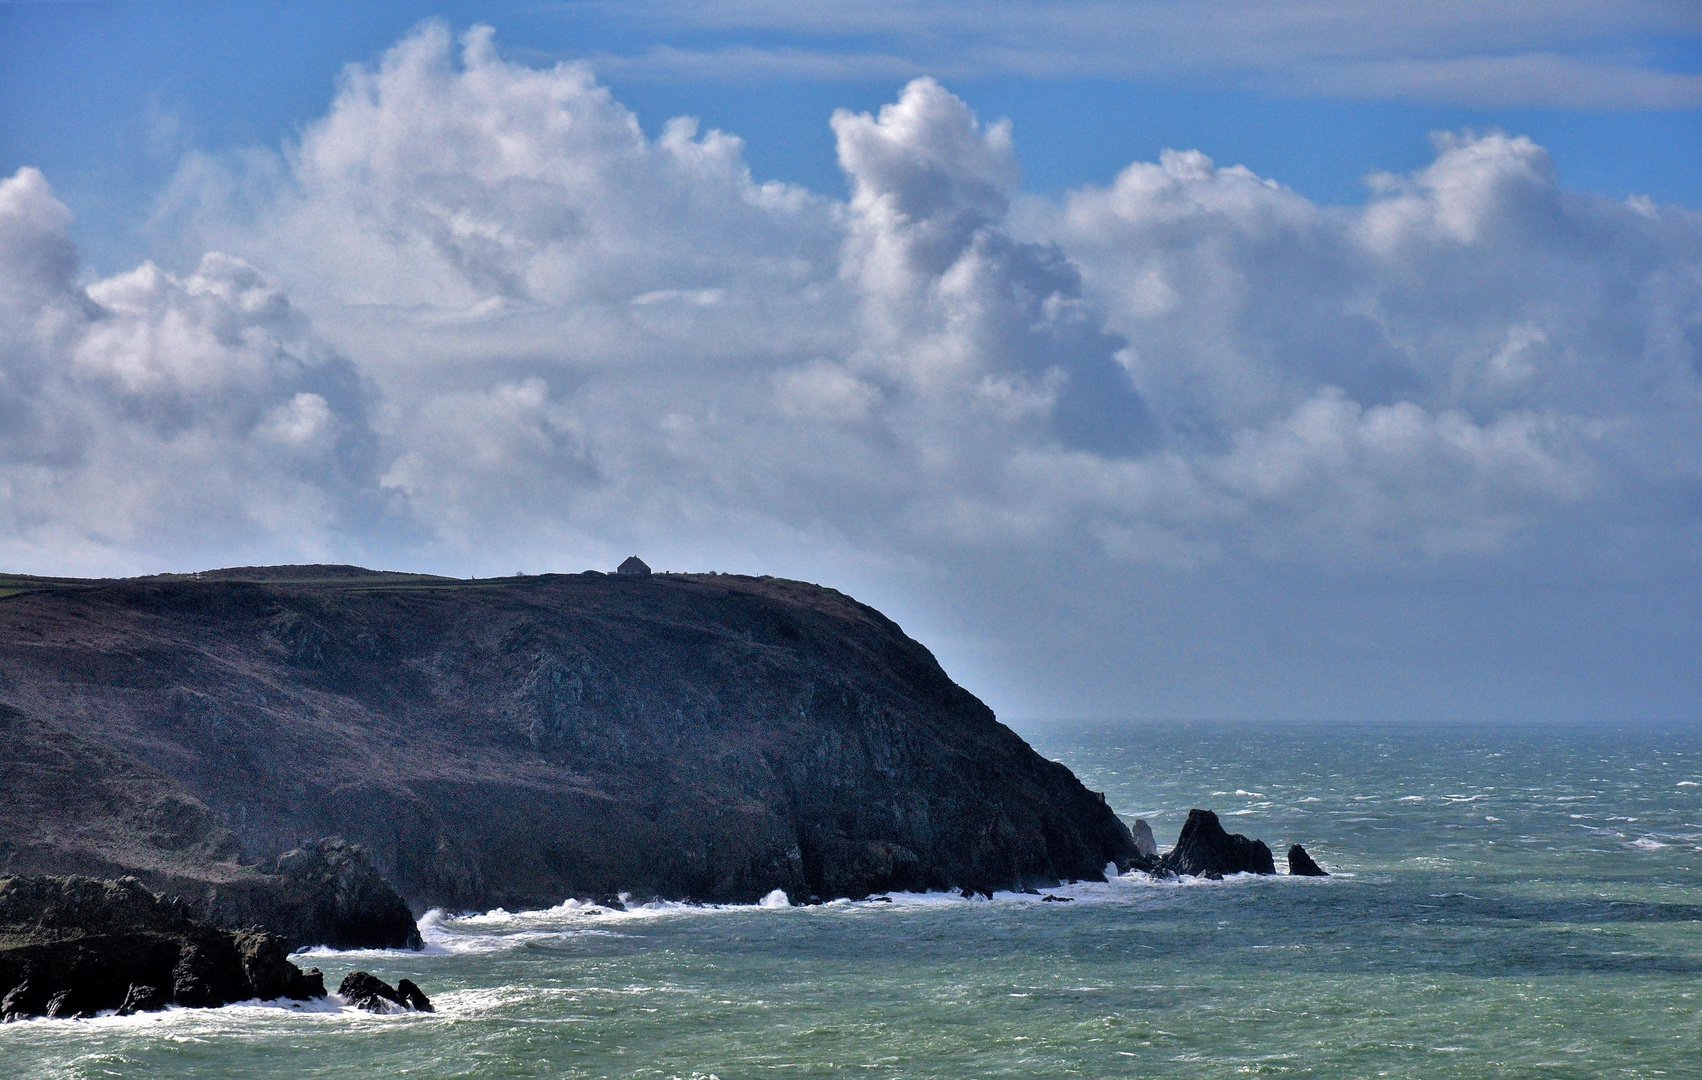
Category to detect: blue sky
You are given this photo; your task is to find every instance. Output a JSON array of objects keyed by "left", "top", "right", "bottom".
[
  {"left": 5, "top": 0, "right": 1698, "bottom": 271},
  {"left": 1, "top": 1, "right": 1699, "bottom": 721}
]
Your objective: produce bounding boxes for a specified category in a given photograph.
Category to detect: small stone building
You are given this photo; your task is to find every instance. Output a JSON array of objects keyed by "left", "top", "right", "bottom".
[{"left": 617, "top": 556, "right": 651, "bottom": 576}]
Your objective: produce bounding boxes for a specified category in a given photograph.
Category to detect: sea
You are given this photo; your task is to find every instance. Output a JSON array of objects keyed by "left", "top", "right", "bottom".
[{"left": 4, "top": 719, "right": 1700, "bottom": 1079}]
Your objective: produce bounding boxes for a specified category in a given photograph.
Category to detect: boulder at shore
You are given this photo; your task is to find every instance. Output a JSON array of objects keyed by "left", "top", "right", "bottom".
[
  {"left": 1157, "top": 809, "right": 1276, "bottom": 878},
  {"left": 1287, "top": 844, "right": 1329, "bottom": 877},
  {"left": 0, "top": 876, "right": 324, "bottom": 1021}
]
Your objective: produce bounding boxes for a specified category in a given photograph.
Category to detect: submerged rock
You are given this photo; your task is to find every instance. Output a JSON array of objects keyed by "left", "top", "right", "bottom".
[
  {"left": 1287, "top": 844, "right": 1328, "bottom": 877},
  {"left": 0, "top": 875, "right": 325, "bottom": 1021},
  {"left": 1157, "top": 809, "right": 1276, "bottom": 878},
  {"left": 338, "top": 970, "right": 432, "bottom": 1013}
]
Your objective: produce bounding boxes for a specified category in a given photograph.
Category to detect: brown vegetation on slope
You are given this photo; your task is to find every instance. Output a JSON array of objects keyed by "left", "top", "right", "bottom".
[{"left": 0, "top": 567, "right": 1137, "bottom": 915}]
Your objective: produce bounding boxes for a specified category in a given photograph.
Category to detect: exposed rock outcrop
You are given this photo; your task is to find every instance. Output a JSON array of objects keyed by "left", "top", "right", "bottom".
[
  {"left": 1287, "top": 844, "right": 1328, "bottom": 877},
  {"left": 0, "top": 875, "right": 324, "bottom": 1021},
  {"left": 1157, "top": 809, "right": 1276, "bottom": 878},
  {"left": 251, "top": 839, "right": 421, "bottom": 950},
  {"left": 0, "top": 566, "right": 1138, "bottom": 910},
  {"left": 338, "top": 971, "right": 432, "bottom": 1013},
  {"left": 1131, "top": 818, "right": 1158, "bottom": 859},
  {"left": 397, "top": 978, "right": 433, "bottom": 1012},
  {"left": 0, "top": 703, "right": 416, "bottom": 951}
]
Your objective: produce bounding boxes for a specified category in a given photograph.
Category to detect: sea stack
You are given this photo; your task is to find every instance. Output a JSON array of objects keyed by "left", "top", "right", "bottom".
[
  {"left": 1287, "top": 844, "right": 1328, "bottom": 876},
  {"left": 1157, "top": 809, "right": 1276, "bottom": 877},
  {"left": 1131, "top": 818, "right": 1158, "bottom": 859}
]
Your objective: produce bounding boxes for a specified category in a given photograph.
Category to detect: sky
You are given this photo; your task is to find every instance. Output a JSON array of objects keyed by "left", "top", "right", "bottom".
[{"left": 1, "top": 1, "right": 1699, "bottom": 723}]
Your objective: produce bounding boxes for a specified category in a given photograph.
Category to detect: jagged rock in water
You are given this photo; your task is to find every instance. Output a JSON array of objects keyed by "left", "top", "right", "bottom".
[
  {"left": 1131, "top": 818, "right": 1158, "bottom": 859},
  {"left": 0, "top": 875, "right": 324, "bottom": 1020},
  {"left": 43, "top": 988, "right": 80, "bottom": 1019},
  {"left": 397, "top": 978, "right": 434, "bottom": 1012},
  {"left": 1, "top": 980, "right": 40, "bottom": 1022},
  {"left": 235, "top": 928, "right": 327, "bottom": 1000},
  {"left": 1157, "top": 809, "right": 1276, "bottom": 877},
  {"left": 1287, "top": 844, "right": 1328, "bottom": 877},
  {"left": 339, "top": 970, "right": 431, "bottom": 1013},
  {"left": 0, "top": 567, "right": 1137, "bottom": 910},
  {"left": 116, "top": 982, "right": 167, "bottom": 1016},
  {"left": 256, "top": 839, "right": 422, "bottom": 950}
]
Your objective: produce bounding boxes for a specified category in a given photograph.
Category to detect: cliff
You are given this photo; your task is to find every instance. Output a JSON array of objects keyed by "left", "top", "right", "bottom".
[{"left": 0, "top": 566, "right": 1137, "bottom": 923}]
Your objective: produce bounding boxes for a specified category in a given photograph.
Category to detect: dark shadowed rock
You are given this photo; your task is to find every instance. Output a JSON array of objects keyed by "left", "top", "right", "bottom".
[
  {"left": 256, "top": 839, "right": 421, "bottom": 950},
  {"left": 1, "top": 980, "right": 44, "bottom": 1022},
  {"left": 116, "top": 982, "right": 167, "bottom": 1016},
  {"left": 235, "top": 929, "right": 326, "bottom": 1000},
  {"left": 396, "top": 978, "right": 433, "bottom": 1012},
  {"left": 339, "top": 970, "right": 431, "bottom": 1013},
  {"left": 338, "top": 970, "right": 402, "bottom": 1012},
  {"left": 0, "top": 567, "right": 1137, "bottom": 909},
  {"left": 1157, "top": 809, "right": 1276, "bottom": 877},
  {"left": 0, "top": 875, "right": 325, "bottom": 1020},
  {"left": 1287, "top": 844, "right": 1328, "bottom": 877}
]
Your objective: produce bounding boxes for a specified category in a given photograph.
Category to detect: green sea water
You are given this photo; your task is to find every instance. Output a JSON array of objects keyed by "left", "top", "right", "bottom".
[{"left": 5, "top": 720, "right": 1701, "bottom": 1079}]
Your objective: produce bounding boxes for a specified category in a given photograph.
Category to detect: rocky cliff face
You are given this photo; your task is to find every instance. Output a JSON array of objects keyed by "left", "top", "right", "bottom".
[{"left": 0, "top": 567, "right": 1137, "bottom": 918}]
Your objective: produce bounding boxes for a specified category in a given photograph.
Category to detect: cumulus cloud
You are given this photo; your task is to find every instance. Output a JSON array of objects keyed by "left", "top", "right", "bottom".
[
  {"left": 1027, "top": 128, "right": 1702, "bottom": 548},
  {"left": 832, "top": 77, "right": 1151, "bottom": 455},
  {"left": 166, "top": 23, "right": 838, "bottom": 333},
  {"left": 5, "top": 23, "right": 1701, "bottom": 719},
  {"left": 0, "top": 168, "right": 378, "bottom": 572}
]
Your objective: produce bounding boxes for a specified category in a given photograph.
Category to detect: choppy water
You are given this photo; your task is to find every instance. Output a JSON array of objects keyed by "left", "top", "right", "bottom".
[{"left": 5, "top": 720, "right": 1701, "bottom": 1079}]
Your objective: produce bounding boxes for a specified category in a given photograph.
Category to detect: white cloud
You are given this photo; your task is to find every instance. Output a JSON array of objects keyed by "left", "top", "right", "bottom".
[
  {"left": 832, "top": 78, "right": 1151, "bottom": 455},
  {"left": 5, "top": 23, "right": 1700, "bottom": 678},
  {"left": 773, "top": 361, "right": 880, "bottom": 422},
  {"left": 0, "top": 169, "right": 378, "bottom": 574},
  {"left": 169, "top": 22, "right": 837, "bottom": 320},
  {"left": 258, "top": 392, "right": 335, "bottom": 450}
]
